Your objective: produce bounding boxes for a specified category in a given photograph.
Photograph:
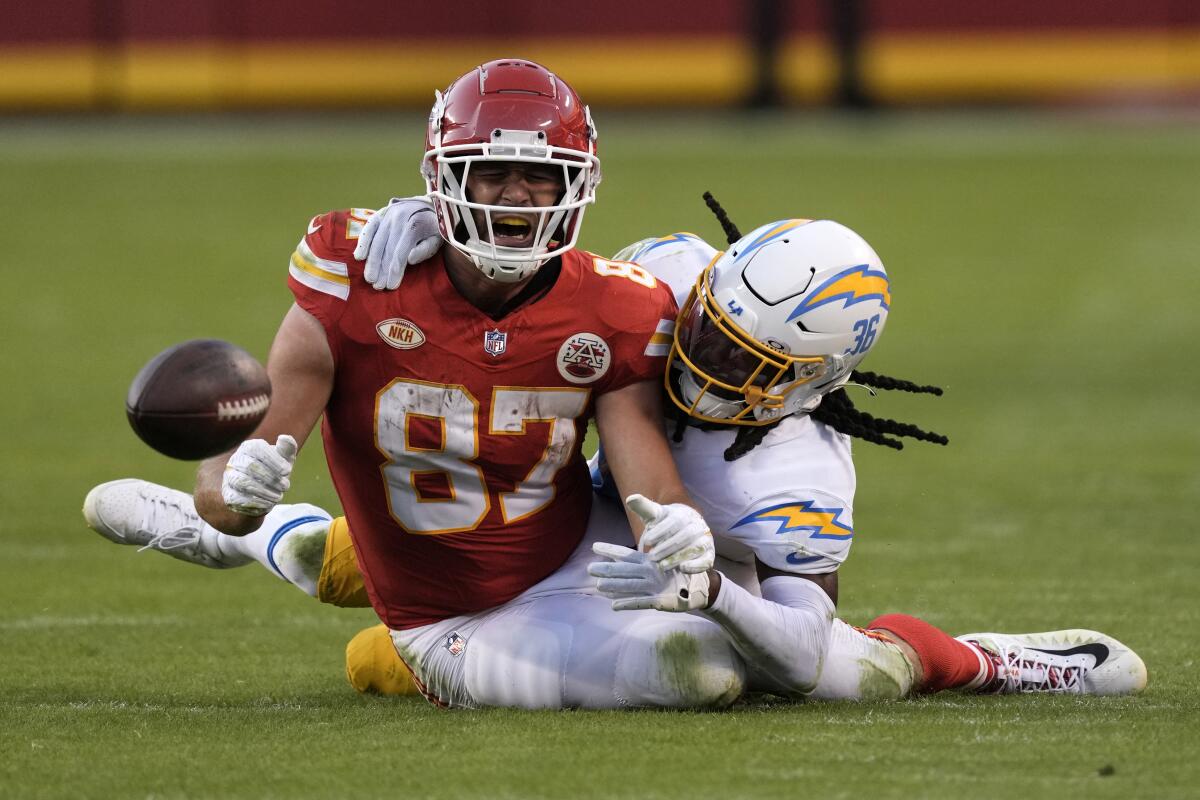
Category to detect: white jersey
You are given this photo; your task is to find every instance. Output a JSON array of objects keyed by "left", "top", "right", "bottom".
[
  {"left": 603, "top": 233, "right": 857, "bottom": 575},
  {"left": 667, "top": 414, "right": 855, "bottom": 574}
]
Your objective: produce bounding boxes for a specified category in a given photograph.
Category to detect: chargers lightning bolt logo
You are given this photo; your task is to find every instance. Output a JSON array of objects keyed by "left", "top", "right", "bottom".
[
  {"left": 787, "top": 264, "right": 891, "bottom": 322},
  {"left": 627, "top": 232, "right": 702, "bottom": 261},
  {"left": 732, "top": 500, "right": 853, "bottom": 540}
]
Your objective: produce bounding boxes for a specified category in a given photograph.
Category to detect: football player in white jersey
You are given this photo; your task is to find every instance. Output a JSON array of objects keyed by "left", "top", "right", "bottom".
[
  {"left": 83, "top": 201, "right": 1147, "bottom": 704},
  {"left": 587, "top": 214, "right": 933, "bottom": 699}
]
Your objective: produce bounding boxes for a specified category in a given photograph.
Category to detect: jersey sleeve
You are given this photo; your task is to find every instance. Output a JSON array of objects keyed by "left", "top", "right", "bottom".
[
  {"left": 596, "top": 274, "right": 679, "bottom": 393},
  {"left": 286, "top": 209, "right": 371, "bottom": 329},
  {"left": 724, "top": 488, "right": 855, "bottom": 575}
]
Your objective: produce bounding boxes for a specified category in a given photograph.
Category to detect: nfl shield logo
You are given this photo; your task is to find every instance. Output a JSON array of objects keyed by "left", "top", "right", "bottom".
[
  {"left": 484, "top": 329, "right": 507, "bottom": 358},
  {"left": 444, "top": 632, "right": 466, "bottom": 657}
]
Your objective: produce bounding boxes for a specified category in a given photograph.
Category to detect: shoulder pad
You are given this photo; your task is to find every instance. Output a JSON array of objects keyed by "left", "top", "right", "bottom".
[
  {"left": 613, "top": 233, "right": 717, "bottom": 306},
  {"left": 303, "top": 208, "right": 374, "bottom": 263},
  {"left": 613, "top": 232, "right": 707, "bottom": 264},
  {"left": 288, "top": 209, "right": 373, "bottom": 301}
]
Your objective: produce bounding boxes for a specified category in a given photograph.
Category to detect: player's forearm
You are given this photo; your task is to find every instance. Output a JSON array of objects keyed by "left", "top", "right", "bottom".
[
  {"left": 642, "top": 484, "right": 696, "bottom": 509},
  {"left": 194, "top": 454, "right": 264, "bottom": 536},
  {"left": 701, "top": 574, "right": 835, "bottom": 697},
  {"left": 595, "top": 380, "right": 700, "bottom": 539}
]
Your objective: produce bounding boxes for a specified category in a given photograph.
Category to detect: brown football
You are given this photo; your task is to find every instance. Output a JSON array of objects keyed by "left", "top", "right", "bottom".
[{"left": 126, "top": 339, "right": 271, "bottom": 460}]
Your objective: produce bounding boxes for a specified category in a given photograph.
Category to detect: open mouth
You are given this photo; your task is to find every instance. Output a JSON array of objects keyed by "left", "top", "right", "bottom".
[{"left": 491, "top": 215, "right": 535, "bottom": 247}]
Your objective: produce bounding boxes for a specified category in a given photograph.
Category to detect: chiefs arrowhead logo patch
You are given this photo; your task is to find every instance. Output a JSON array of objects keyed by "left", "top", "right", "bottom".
[{"left": 557, "top": 332, "right": 611, "bottom": 384}]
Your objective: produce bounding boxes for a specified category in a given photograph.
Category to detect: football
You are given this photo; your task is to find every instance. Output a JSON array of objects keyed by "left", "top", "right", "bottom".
[{"left": 125, "top": 339, "right": 271, "bottom": 460}]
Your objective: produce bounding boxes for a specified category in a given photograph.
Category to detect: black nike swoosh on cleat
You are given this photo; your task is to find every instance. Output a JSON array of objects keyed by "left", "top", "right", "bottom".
[{"left": 1028, "top": 643, "right": 1110, "bottom": 666}]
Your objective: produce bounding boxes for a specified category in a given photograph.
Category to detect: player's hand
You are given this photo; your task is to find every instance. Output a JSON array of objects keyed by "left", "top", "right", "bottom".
[
  {"left": 626, "top": 494, "right": 715, "bottom": 574},
  {"left": 352, "top": 196, "right": 441, "bottom": 291},
  {"left": 222, "top": 435, "right": 298, "bottom": 516},
  {"left": 588, "top": 543, "right": 711, "bottom": 612}
]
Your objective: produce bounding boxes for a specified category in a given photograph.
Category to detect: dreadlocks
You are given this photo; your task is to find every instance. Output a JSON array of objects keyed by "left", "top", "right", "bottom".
[
  {"left": 699, "top": 192, "right": 950, "bottom": 460},
  {"left": 703, "top": 191, "right": 742, "bottom": 244},
  {"left": 809, "top": 381, "right": 947, "bottom": 451}
]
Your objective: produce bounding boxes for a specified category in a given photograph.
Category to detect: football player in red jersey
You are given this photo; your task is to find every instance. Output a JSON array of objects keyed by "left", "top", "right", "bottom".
[{"left": 126, "top": 60, "right": 733, "bottom": 707}]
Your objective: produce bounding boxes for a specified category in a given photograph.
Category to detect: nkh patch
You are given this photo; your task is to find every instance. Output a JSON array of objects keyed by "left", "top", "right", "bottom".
[
  {"left": 375, "top": 317, "right": 425, "bottom": 350},
  {"left": 483, "top": 328, "right": 507, "bottom": 358},
  {"left": 443, "top": 632, "right": 466, "bottom": 657},
  {"left": 556, "top": 332, "right": 611, "bottom": 384}
]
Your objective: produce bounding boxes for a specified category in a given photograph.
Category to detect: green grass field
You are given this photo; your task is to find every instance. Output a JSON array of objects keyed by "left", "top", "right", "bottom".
[{"left": 1, "top": 111, "right": 1198, "bottom": 799}]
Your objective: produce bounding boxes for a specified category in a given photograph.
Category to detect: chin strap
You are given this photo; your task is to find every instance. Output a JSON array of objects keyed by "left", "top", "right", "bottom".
[{"left": 468, "top": 248, "right": 546, "bottom": 283}]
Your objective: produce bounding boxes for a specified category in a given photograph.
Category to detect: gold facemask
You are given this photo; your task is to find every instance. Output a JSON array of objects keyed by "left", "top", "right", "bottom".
[{"left": 665, "top": 257, "right": 830, "bottom": 426}]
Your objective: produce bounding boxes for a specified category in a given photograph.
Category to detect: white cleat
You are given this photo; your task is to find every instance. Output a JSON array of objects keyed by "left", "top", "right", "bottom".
[
  {"left": 958, "top": 629, "right": 1147, "bottom": 696},
  {"left": 83, "top": 479, "right": 248, "bottom": 569}
]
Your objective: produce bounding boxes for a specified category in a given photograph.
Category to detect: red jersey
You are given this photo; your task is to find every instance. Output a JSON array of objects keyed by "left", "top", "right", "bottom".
[{"left": 287, "top": 209, "right": 677, "bottom": 629}]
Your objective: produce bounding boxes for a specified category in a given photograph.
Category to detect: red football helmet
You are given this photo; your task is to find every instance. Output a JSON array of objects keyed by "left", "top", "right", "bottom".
[{"left": 421, "top": 59, "right": 601, "bottom": 282}]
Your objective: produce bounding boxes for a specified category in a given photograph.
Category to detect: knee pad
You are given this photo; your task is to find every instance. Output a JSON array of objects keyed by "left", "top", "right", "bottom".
[
  {"left": 615, "top": 618, "right": 744, "bottom": 709},
  {"left": 345, "top": 624, "right": 419, "bottom": 696}
]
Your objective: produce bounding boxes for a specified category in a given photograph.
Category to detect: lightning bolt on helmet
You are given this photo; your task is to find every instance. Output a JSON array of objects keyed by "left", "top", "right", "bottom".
[
  {"left": 421, "top": 59, "right": 601, "bottom": 283},
  {"left": 667, "top": 219, "right": 891, "bottom": 425}
]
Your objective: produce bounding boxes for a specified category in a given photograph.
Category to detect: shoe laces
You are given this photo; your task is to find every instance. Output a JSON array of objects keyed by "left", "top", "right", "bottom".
[
  {"left": 982, "top": 642, "right": 1086, "bottom": 694},
  {"left": 136, "top": 490, "right": 202, "bottom": 554}
]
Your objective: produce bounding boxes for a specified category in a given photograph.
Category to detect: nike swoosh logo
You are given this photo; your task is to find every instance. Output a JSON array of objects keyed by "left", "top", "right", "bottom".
[
  {"left": 1028, "top": 643, "right": 1110, "bottom": 667},
  {"left": 307, "top": 216, "right": 322, "bottom": 235}
]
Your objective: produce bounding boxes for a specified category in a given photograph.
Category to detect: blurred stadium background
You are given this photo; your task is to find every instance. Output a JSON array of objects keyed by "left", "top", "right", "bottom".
[
  {"left": 4, "top": 0, "right": 1200, "bottom": 110},
  {"left": 2, "top": 2, "right": 1198, "bottom": 798},
  {"left": 7, "top": 0, "right": 1200, "bottom": 110}
]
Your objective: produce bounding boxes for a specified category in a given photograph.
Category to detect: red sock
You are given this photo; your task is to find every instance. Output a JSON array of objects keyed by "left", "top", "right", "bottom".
[{"left": 868, "top": 613, "right": 994, "bottom": 693}]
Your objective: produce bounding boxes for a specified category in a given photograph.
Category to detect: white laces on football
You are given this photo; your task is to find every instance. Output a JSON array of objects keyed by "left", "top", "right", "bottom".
[
  {"left": 992, "top": 643, "right": 1086, "bottom": 694},
  {"left": 136, "top": 490, "right": 201, "bottom": 554}
]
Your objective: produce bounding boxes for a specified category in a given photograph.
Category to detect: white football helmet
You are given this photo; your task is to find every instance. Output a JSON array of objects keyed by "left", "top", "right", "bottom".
[
  {"left": 421, "top": 59, "right": 601, "bottom": 283},
  {"left": 667, "top": 219, "right": 891, "bottom": 425}
]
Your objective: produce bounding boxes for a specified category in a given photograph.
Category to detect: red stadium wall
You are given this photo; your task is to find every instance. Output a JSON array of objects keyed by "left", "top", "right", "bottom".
[{"left": 1, "top": 0, "right": 1197, "bottom": 109}]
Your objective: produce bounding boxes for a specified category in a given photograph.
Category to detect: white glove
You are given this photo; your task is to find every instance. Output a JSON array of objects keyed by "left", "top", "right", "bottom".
[
  {"left": 627, "top": 494, "right": 715, "bottom": 574},
  {"left": 352, "top": 196, "right": 441, "bottom": 290},
  {"left": 588, "top": 542, "right": 711, "bottom": 612},
  {"left": 222, "top": 435, "right": 298, "bottom": 516}
]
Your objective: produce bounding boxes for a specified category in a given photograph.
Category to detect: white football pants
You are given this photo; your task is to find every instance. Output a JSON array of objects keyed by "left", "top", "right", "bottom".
[
  {"left": 390, "top": 499, "right": 913, "bottom": 708},
  {"left": 390, "top": 500, "right": 746, "bottom": 709}
]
